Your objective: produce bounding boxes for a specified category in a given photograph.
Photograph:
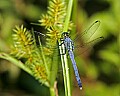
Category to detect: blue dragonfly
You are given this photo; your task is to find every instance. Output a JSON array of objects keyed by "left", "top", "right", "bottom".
[
  {"left": 34, "top": 20, "right": 103, "bottom": 90},
  {"left": 59, "top": 32, "right": 83, "bottom": 90},
  {"left": 59, "top": 20, "right": 103, "bottom": 90}
]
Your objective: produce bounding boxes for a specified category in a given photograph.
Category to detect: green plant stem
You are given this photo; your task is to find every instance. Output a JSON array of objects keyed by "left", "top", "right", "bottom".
[
  {"left": 71, "top": 0, "right": 77, "bottom": 35},
  {"left": 38, "top": 36, "right": 57, "bottom": 96},
  {"left": 38, "top": 36, "right": 50, "bottom": 79},
  {"left": 0, "top": 52, "right": 32, "bottom": 75},
  {"left": 64, "top": 54, "right": 71, "bottom": 96},
  {"left": 63, "top": 0, "right": 73, "bottom": 32},
  {"left": 50, "top": 87, "right": 56, "bottom": 96},
  {"left": 59, "top": 44, "right": 68, "bottom": 96},
  {"left": 60, "top": 0, "right": 73, "bottom": 96}
]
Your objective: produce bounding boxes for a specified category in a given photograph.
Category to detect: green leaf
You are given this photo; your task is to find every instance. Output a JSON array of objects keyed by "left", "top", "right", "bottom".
[{"left": 0, "top": 52, "right": 32, "bottom": 75}]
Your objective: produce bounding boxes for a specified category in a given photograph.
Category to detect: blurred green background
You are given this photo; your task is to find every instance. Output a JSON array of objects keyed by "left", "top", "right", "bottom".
[{"left": 0, "top": 0, "right": 119, "bottom": 96}]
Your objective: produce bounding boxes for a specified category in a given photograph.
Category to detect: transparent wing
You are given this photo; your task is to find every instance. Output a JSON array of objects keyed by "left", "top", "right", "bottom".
[
  {"left": 73, "top": 20, "right": 103, "bottom": 55},
  {"left": 74, "top": 36, "right": 104, "bottom": 55},
  {"left": 74, "top": 20, "right": 101, "bottom": 42}
]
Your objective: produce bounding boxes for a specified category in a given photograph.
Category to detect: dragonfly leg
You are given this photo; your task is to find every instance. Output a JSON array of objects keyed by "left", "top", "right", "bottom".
[
  {"left": 59, "top": 39, "right": 67, "bottom": 55},
  {"left": 59, "top": 38, "right": 64, "bottom": 46}
]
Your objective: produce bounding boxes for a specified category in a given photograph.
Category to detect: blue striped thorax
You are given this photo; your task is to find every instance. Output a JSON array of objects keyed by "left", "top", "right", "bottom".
[{"left": 62, "top": 32, "right": 74, "bottom": 52}]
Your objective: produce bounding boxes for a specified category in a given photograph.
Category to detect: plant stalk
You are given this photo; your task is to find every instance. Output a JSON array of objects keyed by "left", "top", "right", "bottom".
[
  {"left": 0, "top": 53, "right": 32, "bottom": 75},
  {"left": 59, "top": 0, "right": 73, "bottom": 96}
]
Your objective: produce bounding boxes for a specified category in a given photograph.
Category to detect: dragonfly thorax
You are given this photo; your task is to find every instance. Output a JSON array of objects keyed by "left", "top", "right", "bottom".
[
  {"left": 64, "top": 37, "right": 74, "bottom": 52},
  {"left": 61, "top": 32, "right": 74, "bottom": 51}
]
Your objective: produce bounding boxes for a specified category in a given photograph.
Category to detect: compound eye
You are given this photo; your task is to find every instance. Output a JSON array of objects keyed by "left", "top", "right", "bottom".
[
  {"left": 65, "top": 32, "right": 69, "bottom": 36},
  {"left": 65, "top": 33, "right": 67, "bottom": 36},
  {"left": 62, "top": 32, "right": 69, "bottom": 37}
]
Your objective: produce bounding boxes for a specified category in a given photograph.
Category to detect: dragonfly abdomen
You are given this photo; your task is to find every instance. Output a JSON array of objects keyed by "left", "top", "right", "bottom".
[{"left": 68, "top": 50, "right": 82, "bottom": 90}]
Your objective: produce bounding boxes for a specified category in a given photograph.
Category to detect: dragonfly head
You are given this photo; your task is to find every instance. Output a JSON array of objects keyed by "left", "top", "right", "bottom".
[{"left": 62, "top": 32, "right": 70, "bottom": 38}]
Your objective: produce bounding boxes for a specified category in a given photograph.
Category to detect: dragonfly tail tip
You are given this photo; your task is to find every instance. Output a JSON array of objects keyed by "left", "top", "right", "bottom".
[{"left": 80, "top": 87, "right": 82, "bottom": 90}]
